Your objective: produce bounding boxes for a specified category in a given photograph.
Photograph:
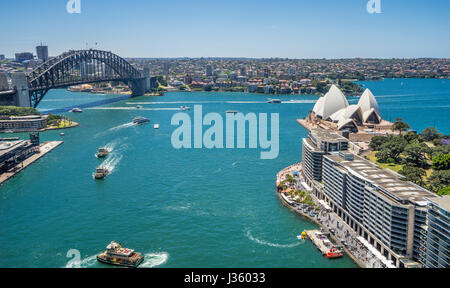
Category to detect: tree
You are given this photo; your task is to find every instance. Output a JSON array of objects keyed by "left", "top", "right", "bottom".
[
  {"left": 369, "top": 136, "right": 389, "bottom": 150},
  {"left": 438, "top": 186, "right": 450, "bottom": 196},
  {"left": 403, "top": 142, "right": 431, "bottom": 168},
  {"left": 376, "top": 136, "right": 408, "bottom": 163},
  {"left": 392, "top": 118, "right": 410, "bottom": 134},
  {"left": 428, "top": 170, "right": 450, "bottom": 193},
  {"left": 420, "top": 127, "right": 442, "bottom": 142},
  {"left": 399, "top": 166, "right": 426, "bottom": 186},
  {"left": 432, "top": 154, "right": 450, "bottom": 171}
]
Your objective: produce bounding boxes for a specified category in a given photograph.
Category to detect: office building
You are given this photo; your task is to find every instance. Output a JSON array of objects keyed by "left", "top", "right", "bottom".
[
  {"left": 15, "top": 52, "right": 34, "bottom": 63},
  {"left": 0, "top": 72, "right": 8, "bottom": 91},
  {"left": 36, "top": 45, "right": 49, "bottom": 62},
  {"left": 424, "top": 196, "right": 449, "bottom": 268}
]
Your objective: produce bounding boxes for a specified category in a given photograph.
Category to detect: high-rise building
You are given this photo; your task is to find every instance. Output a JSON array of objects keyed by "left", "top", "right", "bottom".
[
  {"left": 36, "top": 45, "right": 49, "bottom": 62},
  {"left": 300, "top": 128, "right": 449, "bottom": 268},
  {"left": 0, "top": 55, "right": 5, "bottom": 60},
  {"left": 15, "top": 52, "right": 34, "bottom": 63},
  {"left": 424, "top": 196, "right": 449, "bottom": 268},
  {"left": 206, "top": 64, "right": 213, "bottom": 77}
]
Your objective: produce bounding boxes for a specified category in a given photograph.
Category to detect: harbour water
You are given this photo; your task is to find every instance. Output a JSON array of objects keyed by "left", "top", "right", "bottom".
[{"left": 0, "top": 78, "right": 448, "bottom": 268}]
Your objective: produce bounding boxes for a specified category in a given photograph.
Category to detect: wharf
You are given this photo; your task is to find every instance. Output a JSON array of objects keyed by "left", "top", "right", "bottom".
[
  {"left": 0, "top": 141, "right": 63, "bottom": 186},
  {"left": 304, "top": 230, "right": 333, "bottom": 255}
]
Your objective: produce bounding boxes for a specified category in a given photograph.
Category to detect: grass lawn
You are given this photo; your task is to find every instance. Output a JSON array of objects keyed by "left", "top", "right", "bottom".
[
  {"left": 366, "top": 151, "right": 434, "bottom": 178},
  {"left": 47, "top": 120, "right": 78, "bottom": 129}
]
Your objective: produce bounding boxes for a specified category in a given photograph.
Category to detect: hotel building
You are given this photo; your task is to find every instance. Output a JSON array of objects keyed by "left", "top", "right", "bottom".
[{"left": 300, "top": 128, "right": 449, "bottom": 268}]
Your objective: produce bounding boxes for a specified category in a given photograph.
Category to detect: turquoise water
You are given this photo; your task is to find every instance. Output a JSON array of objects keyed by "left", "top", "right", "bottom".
[{"left": 0, "top": 78, "right": 447, "bottom": 268}]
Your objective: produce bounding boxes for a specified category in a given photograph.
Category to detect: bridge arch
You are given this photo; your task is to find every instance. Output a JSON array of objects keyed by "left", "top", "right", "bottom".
[{"left": 27, "top": 49, "right": 146, "bottom": 107}]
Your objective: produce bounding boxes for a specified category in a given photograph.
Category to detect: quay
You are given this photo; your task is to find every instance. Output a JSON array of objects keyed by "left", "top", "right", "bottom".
[
  {"left": 276, "top": 163, "right": 367, "bottom": 268},
  {"left": 304, "top": 230, "right": 338, "bottom": 256},
  {"left": 0, "top": 141, "right": 63, "bottom": 186}
]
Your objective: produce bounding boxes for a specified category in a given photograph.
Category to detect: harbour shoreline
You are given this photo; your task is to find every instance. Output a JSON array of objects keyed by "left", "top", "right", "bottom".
[{"left": 276, "top": 163, "right": 366, "bottom": 268}]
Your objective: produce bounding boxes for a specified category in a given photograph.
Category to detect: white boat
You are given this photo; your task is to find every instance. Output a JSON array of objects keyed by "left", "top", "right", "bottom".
[
  {"left": 268, "top": 98, "right": 282, "bottom": 104},
  {"left": 71, "top": 108, "right": 83, "bottom": 113},
  {"left": 154, "top": 124, "right": 160, "bottom": 129},
  {"left": 180, "top": 106, "right": 190, "bottom": 111}
]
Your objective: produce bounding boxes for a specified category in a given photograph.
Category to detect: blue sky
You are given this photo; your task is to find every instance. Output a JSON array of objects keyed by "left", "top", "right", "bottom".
[{"left": 1, "top": 0, "right": 449, "bottom": 58}]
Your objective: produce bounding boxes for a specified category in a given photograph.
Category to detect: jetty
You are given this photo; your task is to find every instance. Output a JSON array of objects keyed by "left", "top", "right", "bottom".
[{"left": 0, "top": 141, "right": 63, "bottom": 186}]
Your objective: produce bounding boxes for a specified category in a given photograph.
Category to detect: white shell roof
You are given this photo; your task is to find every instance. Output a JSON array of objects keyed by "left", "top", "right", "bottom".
[
  {"left": 363, "top": 108, "right": 382, "bottom": 123},
  {"left": 338, "top": 118, "right": 357, "bottom": 130},
  {"left": 313, "top": 85, "right": 349, "bottom": 119},
  {"left": 328, "top": 105, "right": 362, "bottom": 122},
  {"left": 358, "top": 88, "right": 379, "bottom": 113}
]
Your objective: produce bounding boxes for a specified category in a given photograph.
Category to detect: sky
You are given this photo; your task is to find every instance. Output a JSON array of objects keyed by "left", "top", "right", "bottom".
[{"left": 0, "top": 0, "right": 449, "bottom": 59}]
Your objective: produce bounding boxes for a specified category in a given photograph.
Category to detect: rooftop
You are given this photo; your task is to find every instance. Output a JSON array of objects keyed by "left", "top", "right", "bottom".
[
  {"left": 325, "top": 152, "right": 438, "bottom": 206},
  {"left": 310, "top": 128, "right": 348, "bottom": 143},
  {"left": 429, "top": 195, "right": 450, "bottom": 211}
]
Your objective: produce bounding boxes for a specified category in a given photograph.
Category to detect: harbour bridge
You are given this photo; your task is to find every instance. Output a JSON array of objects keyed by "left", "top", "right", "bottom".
[{"left": 18, "top": 49, "right": 150, "bottom": 108}]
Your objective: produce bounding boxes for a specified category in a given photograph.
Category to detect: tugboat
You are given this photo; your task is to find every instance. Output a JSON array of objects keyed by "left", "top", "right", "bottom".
[
  {"left": 97, "top": 241, "right": 144, "bottom": 268},
  {"left": 94, "top": 166, "right": 109, "bottom": 180},
  {"left": 133, "top": 117, "right": 150, "bottom": 125},
  {"left": 96, "top": 147, "right": 109, "bottom": 158},
  {"left": 326, "top": 248, "right": 344, "bottom": 259}
]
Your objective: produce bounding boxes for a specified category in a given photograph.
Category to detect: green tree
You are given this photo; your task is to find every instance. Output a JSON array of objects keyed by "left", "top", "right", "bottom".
[
  {"left": 399, "top": 166, "right": 426, "bottom": 186},
  {"left": 403, "top": 142, "right": 431, "bottom": 168},
  {"left": 438, "top": 186, "right": 450, "bottom": 196},
  {"left": 376, "top": 136, "right": 408, "bottom": 163},
  {"left": 432, "top": 154, "right": 450, "bottom": 170},
  {"left": 392, "top": 118, "right": 410, "bottom": 134},
  {"left": 428, "top": 170, "right": 450, "bottom": 193},
  {"left": 420, "top": 127, "right": 442, "bottom": 142},
  {"left": 369, "top": 136, "right": 389, "bottom": 150}
]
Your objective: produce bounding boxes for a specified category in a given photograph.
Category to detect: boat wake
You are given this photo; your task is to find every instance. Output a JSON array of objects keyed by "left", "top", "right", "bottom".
[
  {"left": 102, "top": 154, "right": 123, "bottom": 175},
  {"left": 108, "top": 122, "right": 135, "bottom": 132},
  {"left": 65, "top": 254, "right": 97, "bottom": 268},
  {"left": 245, "top": 230, "right": 301, "bottom": 248},
  {"left": 139, "top": 252, "right": 169, "bottom": 268}
]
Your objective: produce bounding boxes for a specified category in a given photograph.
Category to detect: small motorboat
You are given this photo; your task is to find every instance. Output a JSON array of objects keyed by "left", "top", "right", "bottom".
[
  {"left": 133, "top": 117, "right": 150, "bottom": 125},
  {"left": 154, "top": 124, "right": 160, "bottom": 129},
  {"left": 326, "top": 248, "right": 344, "bottom": 259},
  {"left": 60, "top": 132, "right": 65, "bottom": 136},
  {"left": 226, "top": 110, "right": 239, "bottom": 114},
  {"left": 267, "top": 98, "right": 281, "bottom": 104},
  {"left": 180, "top": 106, "right": 190, "bottom": 111},
  {"left": 136, "top": 105, "right": 143, "bottom": 109}
]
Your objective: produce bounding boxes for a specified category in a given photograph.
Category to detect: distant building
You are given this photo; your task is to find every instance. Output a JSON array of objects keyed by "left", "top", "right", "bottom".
[
  {"left": 206, "top": 64, "right": 213, "bottom": 77},
  {"left": 0, "top": 115, "right": 48, "bottom": 132},
  {"left": 0, "top": 72, "right": 8, "bottom": 91},
  {"left": 15, "top": 52, "right": 34, "bottom": 63},
  {"left": 36, "top": 45, "right": 48, "bottom": 62},
  {"left": 0, "top": 134, "right": 41, "bottom": 174},
  {"left": 0, "top": 55, "right": 5, "bottom": 60}
]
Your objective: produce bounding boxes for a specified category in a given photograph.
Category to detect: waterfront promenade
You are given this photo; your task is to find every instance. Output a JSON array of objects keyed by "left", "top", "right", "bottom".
[
  {"left": 0, "top": 141, "right": 63, "bottom": 186},
  {"left": 276, "top": 164, "right": 390, "bottom": 268}
]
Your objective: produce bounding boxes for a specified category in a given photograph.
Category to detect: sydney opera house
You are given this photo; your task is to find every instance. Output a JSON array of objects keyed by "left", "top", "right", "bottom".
[{"left": 305, "top": 85, "right": 391, "bottom": 133}]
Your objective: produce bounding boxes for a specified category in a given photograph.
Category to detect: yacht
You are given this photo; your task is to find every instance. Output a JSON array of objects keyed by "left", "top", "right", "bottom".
[
  {"left": 97, "top": 241, "right": 144, "bottom": 268},
  {"left": 71, "top": 108, "right": 83, "bottom": 113},
  {"left": 267, "top": 98, "right": 282, "bottom": 104},
  {"left": 133, "top": 117, "right": 150, "bottom": 125},
  {"left": 180, "top": 106, "right": 190, "bottom": 111}
]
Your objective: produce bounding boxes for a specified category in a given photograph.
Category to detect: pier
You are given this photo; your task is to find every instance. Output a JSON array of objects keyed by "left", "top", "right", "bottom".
[{"left": 0, "top": 141, "right": 63, "bottom": 186}]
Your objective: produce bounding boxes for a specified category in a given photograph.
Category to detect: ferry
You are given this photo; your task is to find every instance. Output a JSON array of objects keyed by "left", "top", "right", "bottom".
[
  {"left": 97, "top": 241, "right": 144, "bottom": 268},
  {"left": 267, "top": 98, "right": 282, "bottom": 104},
  {"left": 71, "top": 108, "right": 83, "bottom": 113},
  {"left": 96, "top": 147, "right": 109, "bottom": 158},
  {"left": 326, "top": 248, "right": 344, "bottom": 259},
  {"left": 94, "top": 166, "right": 109, "bottom": 180},
  {"left": 133, "top": 117, "right": 150, "bottom": 125},
  {"left": 180, "top": 106, "right": 190, "bottom": 111}
]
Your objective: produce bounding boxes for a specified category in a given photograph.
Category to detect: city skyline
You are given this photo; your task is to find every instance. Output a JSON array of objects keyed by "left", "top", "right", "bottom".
[{"left": 1, "top": 0, "right": 449, "bottom": 59}]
